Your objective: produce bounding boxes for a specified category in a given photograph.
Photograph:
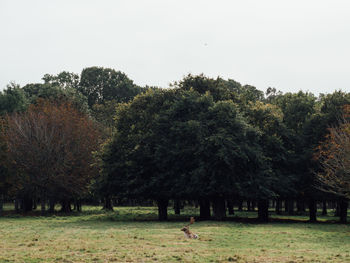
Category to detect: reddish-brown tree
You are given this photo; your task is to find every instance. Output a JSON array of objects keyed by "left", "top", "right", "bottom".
[
  {"left": 315, "top": 106, "right": 350, "bottom": 199},
  {"left": 3, "top": 99, "right": 100, "bottom": 213}
]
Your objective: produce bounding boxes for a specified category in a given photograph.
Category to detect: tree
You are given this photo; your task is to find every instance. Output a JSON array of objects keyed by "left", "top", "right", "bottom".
[
  {"left": 42, "top": 71, "right": 80, "bottom": 90},
  {"left": 195, "top": 100, "right": 268, "bottom": 220},
  {"left": 301, "top": 92, "right": 350, "bottom": 221},
  {"left": 315, "top": 111, "right": 350, "bottom": 195},
  {"left": 268, "top": 91, "right": 321, "bottom": 220},
  {"left": 319, "top": 91, "right": 350, "bottom": 125},
  {"left": 272, "top": 91, "right": 316, "bottom": 133},
  {"left": 314, "top": 114, "right": 350, "bottom": 223},
  {"left": 100, "top": 80, "right": 270, "bottom": 221},
  {"left": 175, "top": 74, "right": 264, "bottom": 105},
  {"left": 0, "top": 82, "right": 28, "bottom": 115},
  {"left": 100, "top": 89, "right": 188, "bottom": 220},
  {"left": 79, "top": 67, "right": 142, "bottom": 107},
  {"left": 244, "top": 101, "right": 292, "bottom": 221},
  {"left": 3, "top": 100, "right": 100, "bottom": 213}
]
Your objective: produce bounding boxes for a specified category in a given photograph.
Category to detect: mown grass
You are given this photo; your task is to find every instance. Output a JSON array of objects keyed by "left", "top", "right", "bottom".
[{"left": 0, "top": 205, "right": 350, "bottom": 262}]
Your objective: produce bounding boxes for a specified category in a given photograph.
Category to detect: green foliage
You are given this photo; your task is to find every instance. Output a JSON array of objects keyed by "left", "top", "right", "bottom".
[
  {"left": 266, "top": 91, "right": 322, "bottom": 200},
  {"left": 174, "top": 74, "right": 237, "bottom": 102},
  {"left": 91, "top": 100, "right": 119, "bottom": 136},
  {"left": 0, "top": 83, "right": 28, "bottom": 115},
  {"left": 272, "top": 91, "right": 316, "bottom": 133},
  {"left": 174, "top": 74, "right": 263, "bottom": 104},
  {"left": 101, "top": 89, "right": 186, "bottom": 200},
  {"left": 101, "top": 79, "right": 274, "bottom": 204},
  {"left": 308, "top": 91, "right": 350, "bottom": 146},
  {"left": 42, "top": 71, "right": 80, "bottom": 90},
  {"left": 193, "top": 100, "right": 267, "bottom": 199},
  {"left": 22, "top": 83, "right": 89, "bottom": 114},
  {"left": 79, "top": 66, "right": 142, "bottom": 107},
  {"left": 320, "top": 90, "right": 350, "bottom": 120},
  {"left": 244, "top": 102, "right": 294, "bottom": 198}
]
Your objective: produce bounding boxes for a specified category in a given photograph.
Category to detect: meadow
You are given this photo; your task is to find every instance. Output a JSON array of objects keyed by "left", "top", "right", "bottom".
[{"left": 0, "top": 205, "right": 350, "bottom": 263}]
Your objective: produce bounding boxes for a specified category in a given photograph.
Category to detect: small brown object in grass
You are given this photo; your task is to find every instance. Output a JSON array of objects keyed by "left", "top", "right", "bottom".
[{"left": 181, "top": 217, "right": 198, "bottom": 239}]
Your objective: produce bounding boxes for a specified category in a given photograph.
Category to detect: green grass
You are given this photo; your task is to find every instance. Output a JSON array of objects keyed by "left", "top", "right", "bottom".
[{"left": 0, "top": 205, "right": 350, "bottom": 262}]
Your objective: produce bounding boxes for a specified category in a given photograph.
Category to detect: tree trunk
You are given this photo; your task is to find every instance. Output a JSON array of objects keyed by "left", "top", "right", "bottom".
[
  {"left": 251, "top": 201, "right": 256, "bottom": 211},
  {"left": 60, "top": 199, "right": 72, "bottom": 213},
  {"left": 19, "top": 198, "right": 23, "bottom": 210},
  {"left": 308, "top": 199, "right": 317, "bottom": 222},
  {"left": 238, "top": 200, "right": 243, "bottom": 211},
  {"left": 157, "top": 199, "right": 168, "bottom": 221},
  {"left": 339, "top": 199, "right": 348, "bottom": 224},
  {"left": 258, "top": 199, "right": 269, "bottom": 222},
  {"left": 297, "top": 199, "right": 305, "bottom": 213},
  {"left": 15, "top": 199, "right": 19, "bottom": 212},
  {"left": 284, "top": 199, "right": 288, "bottom": 212},
  {"left": 212, "top": 197, "right": 226, "bottom": 221},
  {"left": 174, "top": 200, "right": 181, "bottom": 215},
  {"left": 288, "top": 199, "right": 294, "bottom": 215},
  {"left": 40, "top": 198, "right": 46, "bottom": 215},
  {"left": 276, "top": 199, "right": 281, "bottom": 215},
  {"left": 199, "top": 199, "right": 211, "bottom": 220},
  {"left": 227, "top": 200, "right": 234, "bottom": 215},
  {"left": 247, "top": 200, "right": 251, "bottom": 211},
  {"left": 48, "top": 198, "right": 55, "bottom": 213},
  {"left": 335, "top": 202, "right": 341, "bottom": 217},
  {"left": 23, "top": 196, "right": 33, "bottom": 212},
  {"left": 73, "top": 199, "right": 82, "bottom": 212},
  {"left": 103, "top": 197, "right": 113, "bottom": 211},
  {"left": 322, "top": 201, "right": 327, "bottom": 215},
  {"left": 33, "top": 199, "right": 37, "bottom": 210}
]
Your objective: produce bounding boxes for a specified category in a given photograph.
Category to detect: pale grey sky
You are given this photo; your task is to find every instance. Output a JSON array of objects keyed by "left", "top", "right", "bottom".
[{"left": 1, "top": 0, "right": 349, "bottom": 95}]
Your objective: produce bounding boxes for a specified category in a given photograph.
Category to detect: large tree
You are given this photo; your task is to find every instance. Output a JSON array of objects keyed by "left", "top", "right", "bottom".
[
  {"left": 100, "top": 81, "right": 269, "bottom": 220},
  {"left": 315, "top": 116, "right": 350, "bottom": 198},
  {"left": 268, "top": 91, "right": 320, "bottom": 220},
  {"left": 3, "top": 100, "right": 100, "bottom": 213},
  {"left": 243, "top": 101, "right": 292, "bottom": 221},
  {"left": 314, "top": 107, "right": 350, "bottom": 223},
  {"left": 100, "top": 89, "right": 188, "bottom": 220}
]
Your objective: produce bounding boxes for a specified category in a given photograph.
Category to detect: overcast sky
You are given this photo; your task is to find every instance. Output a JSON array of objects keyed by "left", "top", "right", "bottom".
[{"left": 1, "top": 0, "right": 349, "bottom": 95}]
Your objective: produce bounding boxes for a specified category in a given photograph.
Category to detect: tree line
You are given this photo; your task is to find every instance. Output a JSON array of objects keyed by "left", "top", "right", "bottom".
[{"left": 0, "top": 67, "right": 350, "bottom": 222}]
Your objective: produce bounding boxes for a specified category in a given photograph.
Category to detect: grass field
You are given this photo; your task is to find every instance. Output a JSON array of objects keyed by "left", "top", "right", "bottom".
[{"left": 0, "top": 205, "right": 350, "bottom": 263}]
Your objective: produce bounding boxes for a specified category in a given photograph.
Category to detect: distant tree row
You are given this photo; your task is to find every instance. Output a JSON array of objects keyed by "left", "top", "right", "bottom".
[{"left": 1, "top": 68, "right": 350, "bottom": 223}]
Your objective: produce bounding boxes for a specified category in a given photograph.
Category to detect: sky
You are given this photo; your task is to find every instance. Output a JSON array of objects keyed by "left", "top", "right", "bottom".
[{"left": 1, "top": 0, "right": 349, "bottom": 95}]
